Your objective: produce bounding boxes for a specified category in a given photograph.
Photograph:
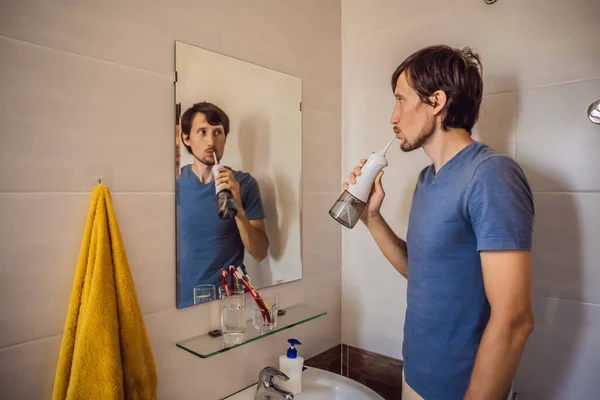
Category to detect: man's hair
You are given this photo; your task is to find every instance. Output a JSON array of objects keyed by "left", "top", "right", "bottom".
[
  {"left": 180, "top": 102, "right": 230, "bottom": 154},
  {"left": 391, "top": 45, "right": 483, "bottom": 134}
]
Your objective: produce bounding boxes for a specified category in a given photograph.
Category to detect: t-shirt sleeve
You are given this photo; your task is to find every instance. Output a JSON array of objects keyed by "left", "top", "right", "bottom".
[
  {"left": 467, "top": 156, "right": 534, "bottom": 252},
  {"left": 241, "top": 175, "right": 265, "bottom": 220}
]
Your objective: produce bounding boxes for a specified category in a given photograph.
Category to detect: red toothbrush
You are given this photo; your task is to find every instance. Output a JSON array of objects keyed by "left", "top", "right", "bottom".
[
  {"left": 229, "top": 266, "right": 236, "bottom": 291},
  {"left": 221, "top": 268, "right": 230, "bottom": 297},
  {"left": 233, "top": 269, "right": 272, "bottom": 324}
]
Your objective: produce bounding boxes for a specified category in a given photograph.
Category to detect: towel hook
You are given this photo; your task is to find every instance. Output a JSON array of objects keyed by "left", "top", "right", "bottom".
[
  {"left": 589, "top": 99, "right": 600, "bottom": 124},
  {"left": 96, "top": 178, "right": 102, "bottom": 185}
]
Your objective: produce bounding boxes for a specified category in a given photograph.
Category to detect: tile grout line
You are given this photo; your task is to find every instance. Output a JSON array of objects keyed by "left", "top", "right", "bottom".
[
  {"left": 483, "top": 75, "right": 600, "bottom": 96},
  {"left": 533, "top": 191, "right": 600, "bottom": 194},
  {"left": 0, "top": 333, "right": 63, "bottom": 352},
  {"left": 220, "top": 0, "right": 224, "bottom": 52},
  {"left": 516, "top": 75, "right": 600, "bottom": 93},
  {"left": 513, "top": 90, "right": 518, "bottom": 159},
  {"left": 537, "top": 296, "right": 600, "bottom": 309},
  {"left": 0, "top": 306, "right": 181, "bottom": 352},
  {"left": 302, "top": 107, "right": 341, "bottom": 118},
  {"left": 0, "top": 191, "right": 176, "bottom": 195},
  {"left": 0, "top": 35, "right": 172, "bottom": 79}
]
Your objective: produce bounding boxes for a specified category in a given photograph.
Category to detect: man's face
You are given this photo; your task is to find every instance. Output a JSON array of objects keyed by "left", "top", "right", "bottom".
[
  {"left": 182, "top": 112, "right": 226, "bottom": 165},
  {"left": 390, "top": 71, "right": 436, "bottom": 152}
]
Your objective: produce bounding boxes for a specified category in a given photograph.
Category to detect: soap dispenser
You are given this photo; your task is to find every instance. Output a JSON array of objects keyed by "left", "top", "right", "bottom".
[{"left": 279, "top": 338, "right": 304, "bottom": 395}]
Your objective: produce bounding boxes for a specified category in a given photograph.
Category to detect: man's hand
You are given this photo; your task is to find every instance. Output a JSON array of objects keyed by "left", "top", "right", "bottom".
[
  {"left": 214, "top": 167, "right": 269, "bottom": 261},
  {"left": 215, "top": 167, "right": 244, "bottom": 212},
  {"left": 464, "top": 250, "right": 535, "bottom": 400},
  {"left": 343, "top": 158, "right": 386, "bottom": 226}
]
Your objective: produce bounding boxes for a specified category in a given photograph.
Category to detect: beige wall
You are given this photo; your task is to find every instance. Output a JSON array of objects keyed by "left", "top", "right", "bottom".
[
  {"left": 342, "top": 0, "right": 600, "bottom": 399},
  {"left": 0, "top": 1, "right": 342, "bottom": 399}
]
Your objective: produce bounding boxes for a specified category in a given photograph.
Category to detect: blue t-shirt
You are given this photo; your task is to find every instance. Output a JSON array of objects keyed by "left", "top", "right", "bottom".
[
  {"left": 403, "top": 142, "right": 534, "bottom": 399},
  {"left": 176, "top": 164, "right": 265, "bottom": 308}
]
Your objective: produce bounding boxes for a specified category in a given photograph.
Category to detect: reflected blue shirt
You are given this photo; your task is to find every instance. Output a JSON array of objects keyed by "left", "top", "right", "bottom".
[
  {"left": 176, "top": 164, "right": 264, "bottom": 308},
  {"left": 403, "top": 142, "right": 534, "bottom": 399}
]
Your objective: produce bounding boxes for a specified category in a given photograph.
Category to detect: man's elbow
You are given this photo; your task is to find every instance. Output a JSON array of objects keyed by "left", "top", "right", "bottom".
[
  {"left": 512, "top": 310, "right": 535, "bottom": 342},
  {"left": 254, "top": 250, "right": 268, "bottom": 262},
  {"left": 253, "top": 238, "right": 269, "bottom": 262}
]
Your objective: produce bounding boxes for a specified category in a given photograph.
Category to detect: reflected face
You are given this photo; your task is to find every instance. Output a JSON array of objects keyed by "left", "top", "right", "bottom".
[
  {"left": 390, "top": 71, "right": 435, "bottom": 152},
  {"left": 182, "top": 112, "right": 226, "bottom": 165}
]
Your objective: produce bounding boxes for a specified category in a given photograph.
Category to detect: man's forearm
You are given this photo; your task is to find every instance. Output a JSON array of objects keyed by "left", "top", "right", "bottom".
[
  {"left": 463, "top": 316, "right": 534, "bottom": 400},
  {"left": 235, "top": 212, "right": 269, "bottom": 262},
  {"left": 364, "top": 213, "right": 409, "bottom": 278}
]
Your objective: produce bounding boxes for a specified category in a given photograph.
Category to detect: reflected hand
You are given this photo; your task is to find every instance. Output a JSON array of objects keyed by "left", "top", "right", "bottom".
[
  {"left": 215, "top": 167, "right": 243, "bottom": 213},
  {"left": 342, "top": 158, "right": 385, "bottom": 224}
]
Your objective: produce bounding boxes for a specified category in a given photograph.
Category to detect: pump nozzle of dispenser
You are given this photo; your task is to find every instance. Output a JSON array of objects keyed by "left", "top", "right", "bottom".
[{"left": 287, "top": 338, "right": 302, "bottom": 358}]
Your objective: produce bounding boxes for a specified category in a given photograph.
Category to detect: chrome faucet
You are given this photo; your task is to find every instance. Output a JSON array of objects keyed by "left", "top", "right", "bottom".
[{"left": 254, "top": 366, "right": 294, "bottom": 400}]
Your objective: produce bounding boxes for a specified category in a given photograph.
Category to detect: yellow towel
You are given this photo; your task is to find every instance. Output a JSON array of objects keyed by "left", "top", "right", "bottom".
[{"left": 52, "top": 184, "right": 157, "bottom": 400}]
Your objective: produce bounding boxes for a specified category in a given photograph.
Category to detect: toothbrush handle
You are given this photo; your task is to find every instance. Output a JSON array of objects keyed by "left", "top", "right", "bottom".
[
  {"left": 229, "top": 266, "right": 236, "bottom": 291},
  {"left": 236, "top": 278, "right": 272, "bottom": 323}
]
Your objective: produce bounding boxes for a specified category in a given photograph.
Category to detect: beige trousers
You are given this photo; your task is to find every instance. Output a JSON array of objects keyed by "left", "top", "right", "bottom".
[{"left": 401, "top": 370, "right": 514, "bottom": 400}]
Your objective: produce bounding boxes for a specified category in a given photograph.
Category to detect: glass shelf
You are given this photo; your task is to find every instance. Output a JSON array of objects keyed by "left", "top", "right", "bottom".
[{"left": 176, "top": 304, "right": 326, "bottom": 359}]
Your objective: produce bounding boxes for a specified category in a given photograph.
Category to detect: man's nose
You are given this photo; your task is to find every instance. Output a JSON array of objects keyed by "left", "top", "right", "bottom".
[{"left": 206, "top": 134, "right": 215, "bottom": 146}]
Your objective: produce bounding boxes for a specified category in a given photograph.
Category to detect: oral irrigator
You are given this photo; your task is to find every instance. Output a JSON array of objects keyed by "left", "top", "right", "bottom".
[
  {"left": 329, "top": 134, "right": 396, "bottom": 228},
  {"left": 212, "top": 151, "right": 238, "bottom": 220}
]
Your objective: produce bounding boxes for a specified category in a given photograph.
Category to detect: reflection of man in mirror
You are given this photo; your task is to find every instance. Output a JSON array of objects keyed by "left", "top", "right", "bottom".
[{"left": 176, "top": 102, "right": 269, "bottom": 307}]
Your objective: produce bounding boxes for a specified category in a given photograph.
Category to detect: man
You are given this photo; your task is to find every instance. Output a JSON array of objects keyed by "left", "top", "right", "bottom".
[
  {"left": 345, "top": 46, "right": 535, "bottom": 399},
  {"left": 177, "top": 102, "right": 269, "bottom": 308}
]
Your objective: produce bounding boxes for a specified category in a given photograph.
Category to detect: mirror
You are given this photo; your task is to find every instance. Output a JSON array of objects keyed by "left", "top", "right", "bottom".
[{"left": 174, "top": 41, "right": 303, "bottom": 309}]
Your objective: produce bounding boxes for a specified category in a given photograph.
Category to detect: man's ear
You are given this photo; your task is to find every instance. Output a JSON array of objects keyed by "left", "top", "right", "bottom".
[
  {"left": 429, "top": 90, "right": 447, "bottom": 116},
  {"left": 181, "top": 132, "right": 190, "bottom": 147}
]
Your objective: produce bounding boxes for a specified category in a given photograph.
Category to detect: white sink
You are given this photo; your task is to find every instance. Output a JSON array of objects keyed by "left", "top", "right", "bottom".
[{"left": 224, "top": 367, "right": 385, "bottom": 400}]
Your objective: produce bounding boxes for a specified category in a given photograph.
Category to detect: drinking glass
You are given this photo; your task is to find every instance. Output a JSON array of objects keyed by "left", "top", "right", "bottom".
[
  {"left": 252, "top": 292, "right": 279, "bottom": 332},
  {"left": 219, "top": 289, "right": 247, "bottom": 336},
  {"left": 193, "top": 284, "right": 216, "bottom": 305}
]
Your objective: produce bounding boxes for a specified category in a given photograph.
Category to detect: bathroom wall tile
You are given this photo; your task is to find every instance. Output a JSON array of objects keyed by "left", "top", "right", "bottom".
[
  {"left": 0, "top": 0, "right": 222, "bottom": 74},
  {"left": 342, "top": 262, "right": 407, "bottom": 360},
  {"left": 222, "top": 0, "right": 342, "bottom": 115},
  {"left": 281, "top": 268, "right": 341, "bottom": 316},
  {"left": 302, "top": 193, "right": 342, "bottom": 277},
  {"left": 515, "top": 78, "right": 600, "bottom": 192},
  {"left": 305, "top": 344, "right": 343, "bottom": 374},
  {"left": 0, "top": 37, "right": 174, "bottom": 193},
  {"left": 303, "top": 109, "right": 342, "bottom": 193},
  {"left": 343, "top": 0, "right": 600, "bottom": 94},
  {"left": 531, "top": 193, "right": 600, "bottom": 305},
  {"left": 472, "top": 92, "right": 516, "bottom": 158},
  {"left": 0, "top": 335, "right": 62, "bottom": 400},
  {"left": 341, "top": 189, "right": 411, "bottom": 359},
  {"left": 0, "top": 193, "right": 175, "bottom": 348},
  {"left": 0, "top": 194, "right": 89, "bottom": 348},
  {"left": 145, "top": 268, "right": 341, "bottom": 400},
  {"left": 515, "top": 296, "right": 600, "bottom": 399},
  {"left": 110, "top": 193, "right": 176, "bottom": 314}
]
